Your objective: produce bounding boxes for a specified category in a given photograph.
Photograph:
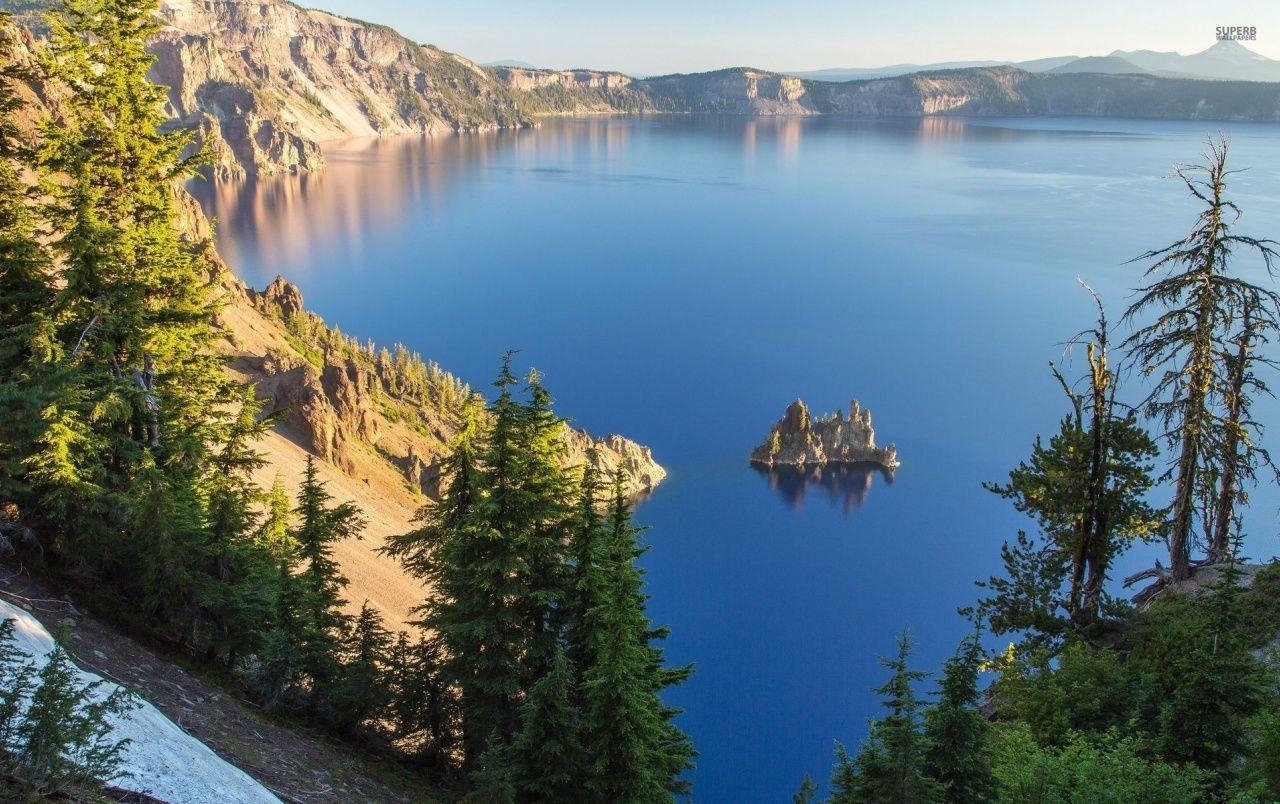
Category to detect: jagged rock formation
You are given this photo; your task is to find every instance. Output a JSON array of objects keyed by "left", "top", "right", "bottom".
[{"left": 751, "top": 399, "right": 899, "bottom": 471}]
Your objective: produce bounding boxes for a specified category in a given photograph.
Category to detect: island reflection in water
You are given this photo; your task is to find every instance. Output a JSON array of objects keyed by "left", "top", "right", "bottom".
[{"left": 751, "top": 463, "right": 894, "bottom": 516}]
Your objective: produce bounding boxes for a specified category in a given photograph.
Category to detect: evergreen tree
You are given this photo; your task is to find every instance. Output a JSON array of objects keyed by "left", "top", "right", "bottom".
[
  {"left": 15, "top": 636, "right": 137, "bottom": 796},
  {"left": 564, "top": 455, "right": 606, "bottom": 681},
  {"left": 293, "top": 456, "right": 363, "bottom": 713},
  {"left": 0, "top": 12, "right": 56, "bottom": 513},
  {"left": 847, "top": 630, "right": 942, "bottom": 804},
  {"left": 982, "top": 294, "right": 1157, "bottom": 641},
  {"left": 579, "top": 476, "right": 694, "bottom": 802},
  {"left": 462, "top": 736, "right": 516, "bottom": 804},
  {"left": 827, "top": 741, "right": 858, "bottom": 804},
  {"left": 255, "top": 474, "right": 295, "bottom": 561},
  {"left": 793, "top": 773, "right": 819, "bottom": 804},
  {"left": 333, "top": 601, "right": 392, "bottom": 737},
  {"left": 512, "top": 646, "right": 588, "bottom": 803},
  {"left": 923, "top": 632, "right": 996, "bottom": 803},
  {"left": 1121, "top": 136, "right": 1280, "bottom": 581},
  {"left": 383, "top": 392, "right": 511, "bottom": 765}
]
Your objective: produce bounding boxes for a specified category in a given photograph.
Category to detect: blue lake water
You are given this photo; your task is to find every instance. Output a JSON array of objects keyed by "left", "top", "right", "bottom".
[{"left": 192, "top": 115, "right": 1280, "bottom": 802}]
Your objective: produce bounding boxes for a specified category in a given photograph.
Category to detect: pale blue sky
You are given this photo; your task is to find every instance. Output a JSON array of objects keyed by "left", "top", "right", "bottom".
[{"left": 306, "top": 0, "right": 1280, "bottom": 75}]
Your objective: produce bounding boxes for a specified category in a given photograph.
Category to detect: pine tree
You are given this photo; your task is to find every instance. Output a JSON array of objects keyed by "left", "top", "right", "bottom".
[
  {"left": 924, "top": 632, "right": 997, "bottom": 803},
  {"left": 982, "top": 293, "right": 1158, "bottom": 639},
  {"left": 827, "top": 741, "right": 859, "bottom": 804},
  {"left": 16, "top": 635, "right": 137, "bottom": 796},
  {"left": 256, "top": 474, "right": 295, "bottom": 561},
  {"left": 512, "top": 646, "right": 588, "bottom": 803},
  {"left": 333, "top": 601, "right": 392, "bottom": 737},
  {"left": 793, "top": 773, "right": 819, "bottom": 804},
  {"left": 293, "top": 456, "right": 363, "bottom": 713},
  {"left": 383, "top": 391, "right": 513, "bottom": 765},
  {"left": 579, "top": 477, "right": 694, "bottom": 802},
  {"left": 0, "top": 12, "right": 57, "bottom": 513},
  {"left": 1121, "top": 136, "right": 1280, "bottom": 581},
  {"left": 513, "top": 368, "right": 576, "bottom": 679},
  {"left": 847, "top": 630, "right": 943, "bottom": 804},
  {"left": 565, "top": 455, "right": 606, "bottom": 681}
]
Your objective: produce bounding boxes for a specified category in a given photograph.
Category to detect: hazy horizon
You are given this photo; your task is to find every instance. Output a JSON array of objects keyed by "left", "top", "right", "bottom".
[{"left": 305, "top": 0, "right": 1279, "bottom": 75}]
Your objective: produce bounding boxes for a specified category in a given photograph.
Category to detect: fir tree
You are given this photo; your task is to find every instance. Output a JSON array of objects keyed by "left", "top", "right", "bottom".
[
  {"left": 293, "top": 456, "right": 363, "bottom": 713},
  {"left": 333, "top": 601, "right": 392, "bottom": 737},
  {"left": 15, "top": 635, "right": 137, "bottom": 796},
  {"left": 793, "top": 773, "right": 819, "bottom": 804},
  {"left": 579, "top": 476, "right": 694, "bottom": 802},
  {"left": 0, "top": 12, "right": 56, "bottom": 513},
  {"left": 924, "top": 632, "right": 996, "bottom": 803},
  {"left": 848, "top": 630, "right": 943, "bottom": 804},
  {"left": 512, "top": 646, "right": 588, "bottom": 803},
  {"left": 827, "top": 741, "right": 859, "bottom": 804}
]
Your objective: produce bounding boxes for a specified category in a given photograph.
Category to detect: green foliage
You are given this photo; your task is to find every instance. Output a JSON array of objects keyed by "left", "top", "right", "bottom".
[
  {"left": 980, "top": 301, "right": 1157, "bottom": 642},
  {"left": 512, "top": 647, "right": 588, "bottom": 802},
  {"left": 0, "top": 620, "right": 137, "bottom": 797},
  {"left": 1121, "top": 137, "right": 1280, "bottom": 579},
  {"left": 993, "top": 643, "right": 1134, "bottom": 748},
  {"left": 793, "top": 772, "right": 819, "bottom": 803},
  {"left": 293, "top": 456, "right": 363, "bottom": 713},
  {"left": 842, "top": 630, "right": 943, "bottom": 804},
  {"left": 579, "top": 477, "right": 695, "bottom": 802},
  {"left": 924, "top": 632, "right": 997, "bottom": 803},
  {"left": 990, "top": 724, "right": 1208, "bottom": 804}
]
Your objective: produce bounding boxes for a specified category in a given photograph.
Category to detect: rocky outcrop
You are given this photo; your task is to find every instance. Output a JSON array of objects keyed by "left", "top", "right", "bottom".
[
  {"left": 240, "top": 276, "right": 665, "bottom": 499},
  {"left": 562, "top": 429, "right": 668, "bottom": 496},
  {"left": 750, "top": 399, "right": 899, "bottom": 471}
]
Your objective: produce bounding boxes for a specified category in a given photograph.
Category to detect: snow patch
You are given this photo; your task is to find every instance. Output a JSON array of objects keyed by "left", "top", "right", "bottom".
[{"left": 0, "top": 599, "right": 280, "bottom": 804}]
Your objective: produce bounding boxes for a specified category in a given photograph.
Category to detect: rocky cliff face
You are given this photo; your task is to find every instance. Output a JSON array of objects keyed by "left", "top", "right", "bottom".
[
  {"left": 8, "top": 3, "right": 1278, "bottom": 179},
  {"left": 146, "top": 0, "right": 530, "bottom": 178},
  {"left": 750, "top": 399, "right": 899, "bottom": 470}
]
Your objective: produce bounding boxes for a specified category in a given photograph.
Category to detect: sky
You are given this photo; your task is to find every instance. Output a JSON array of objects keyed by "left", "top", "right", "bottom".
[{"left": 304, "top": 0, "right": 1280, "bottom": 75}]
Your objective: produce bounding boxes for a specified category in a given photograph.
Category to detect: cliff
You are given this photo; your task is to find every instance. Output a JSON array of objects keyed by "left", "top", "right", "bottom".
[
  {"left": 6, "top": 3, "right": 1279, "bottom": 179},
  {"left": 750, "top": 399, "right": 899, "bottom": 471}
]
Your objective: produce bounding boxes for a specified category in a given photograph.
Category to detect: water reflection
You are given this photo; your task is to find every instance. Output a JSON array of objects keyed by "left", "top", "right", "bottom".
[{"left": 751, "top": 463, "right": 893, "bottom": 516}]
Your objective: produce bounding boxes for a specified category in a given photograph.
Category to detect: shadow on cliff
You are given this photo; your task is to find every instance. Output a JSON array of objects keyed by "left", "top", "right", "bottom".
[{"left": 751, "top": 463, "right": 893, "bottom": 516}]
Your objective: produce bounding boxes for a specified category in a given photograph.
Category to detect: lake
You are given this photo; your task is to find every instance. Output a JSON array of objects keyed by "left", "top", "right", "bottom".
[{"left": 191, "top": 115, "right": 1280, "bottom": 802}]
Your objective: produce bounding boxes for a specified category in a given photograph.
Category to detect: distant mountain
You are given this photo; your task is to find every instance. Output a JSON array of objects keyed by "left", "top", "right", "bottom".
[
  {"left": 788, "top": 56, "right": 1079, "bottom": 82},
  {"left": 1047, "top": 56, "right": 1152, "bottom": 75},
  {"left": 1111, "top": 39, "right": 1280, "bottom": 82},
  {"left": 481, "top": 59, "right": 537, "bottom": 69},
  {"left": 790, "top": 40, "right": 1280, "bottom": 84}
]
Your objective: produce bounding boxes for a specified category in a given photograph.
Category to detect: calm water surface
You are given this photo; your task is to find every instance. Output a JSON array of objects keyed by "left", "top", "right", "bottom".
[{"left": 192, "top": 116, "right": 1280, "bottom": 802}]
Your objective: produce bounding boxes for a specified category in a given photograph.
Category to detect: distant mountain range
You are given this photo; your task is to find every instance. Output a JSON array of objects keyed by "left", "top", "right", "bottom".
[{"left": 792, "top": 40, "right": 1280, "bottom": 83}]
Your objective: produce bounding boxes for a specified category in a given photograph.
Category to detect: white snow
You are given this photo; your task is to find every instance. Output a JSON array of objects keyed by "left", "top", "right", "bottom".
[{"left": 0, "top": 599, "right": 280, "bottom": 804}]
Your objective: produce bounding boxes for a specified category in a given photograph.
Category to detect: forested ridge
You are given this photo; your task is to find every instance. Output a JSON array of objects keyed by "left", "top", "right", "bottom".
[{"left": 0, "top": 0, "right": 691, "bottom": 800}]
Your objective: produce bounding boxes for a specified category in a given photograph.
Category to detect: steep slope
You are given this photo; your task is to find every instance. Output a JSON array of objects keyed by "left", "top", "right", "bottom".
[
  {"left": 0, "top": 598, "right": 281, "bottom": 804},
  {"left": 0, "top": 570, "right": 429, "bottom": 802},
  {"left": 211, "top": 267, "right": 666, "bottom": 626}
]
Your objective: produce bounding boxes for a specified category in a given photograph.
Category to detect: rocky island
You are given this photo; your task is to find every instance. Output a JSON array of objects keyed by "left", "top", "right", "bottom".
[{"left": 750, "top": 398, "right": 899, "bottom": 471}]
